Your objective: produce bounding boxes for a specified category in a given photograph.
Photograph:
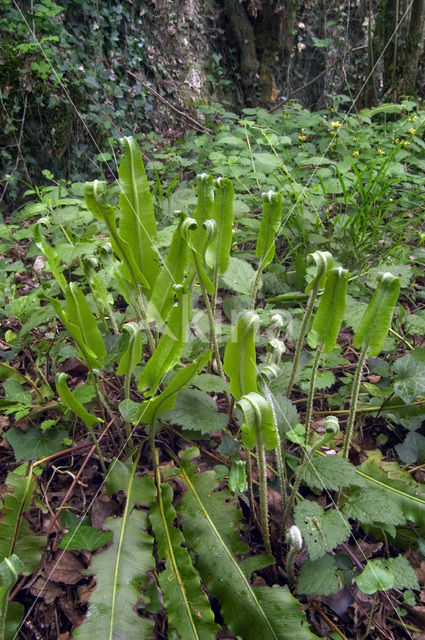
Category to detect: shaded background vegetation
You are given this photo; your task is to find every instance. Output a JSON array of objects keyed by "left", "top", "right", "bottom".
[{"left": 1, "top": 0, "right": 425, "bottom": 208}]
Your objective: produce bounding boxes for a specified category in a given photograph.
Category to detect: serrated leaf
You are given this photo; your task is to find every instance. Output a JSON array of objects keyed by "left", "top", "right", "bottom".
[
  {"left": 192, "top": 373, "right": 230, "bottom": 393},
  {"left": 268, "top": 393, "right": 300, "bottom": 433},
  {"left": 297, "top": 554, "right": 342, "bottom": 596},
  {"left": 303, "top": 454, "right": 366, "bottom": 491},
  {"left": 343, "top": 488, "right": 406, "bottom": 528},
  {"left": 162, "top": 388, "right": 228, "bottom": 433},
  {"left": 74, "top": 457, "right": 155, "bottom": 639},
  {"left": 178, "top": 466, "right": 319, "bottom": 640},
  {"left": 393, "top": 348, "right": 425, "bottom": 403},
  {"left": 221, "top": 257, "right": 256, "bottom": 295},
  {"left": 58, "top": 526, "right": 113, "bottom": 552},
  {"left": 385, "top": 555, "right": 419, "bottom": 590},
  {"left": 405, "top": 310, "right": 425, "bottom": 335},
  {"left": 149, "top": 482, "right": 219, "bottom": 639},
  {"left": 294, "top": 502, "right": 350, "bottom": 561}
]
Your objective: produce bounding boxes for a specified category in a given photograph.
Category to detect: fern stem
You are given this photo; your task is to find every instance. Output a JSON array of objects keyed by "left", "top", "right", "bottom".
[
  {"left": 245, "top": 450, "right": 256, "bottom": 520},
  {"left": 305, "top": 348, "right": 322, "bottom": 448},
  {"left": 286, "top": 281, "right": 321, "bottom": 396},
  {"left": 342, "top": 343, "right": 369, "bottom": 459},
  {"left": 255, "top": 431, "right": 272, "bottom": 555},
  {"left": 263, "top": 384, "right": 288, "bottom": 513},
  {"left": 249, "top": 264, "right": 263, "bottom": 310}
]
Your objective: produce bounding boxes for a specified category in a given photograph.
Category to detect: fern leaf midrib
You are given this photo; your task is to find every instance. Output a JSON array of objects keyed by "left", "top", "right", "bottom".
[
  {"left": 156, "top": 483, "right": 200, "bottom": 640},
  {"left": 129, "top": 146, "right": 143, "bottom": 268},
  {"left": 180, "top": 467, "right": 279, "bottom": 640}
]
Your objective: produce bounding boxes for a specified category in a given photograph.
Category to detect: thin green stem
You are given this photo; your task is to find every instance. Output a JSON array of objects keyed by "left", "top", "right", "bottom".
[
  {"left": 263, "top": 384, "right": 288, "bottom": 513},
  {"left": 287, "top": 281, "right": 321, "bottom": 396},
  {"left": 245, "top": 450, "right": 256, "bottom": 519},
  {"left": 256, "top": 433, "right": 272, "bottom": 554},
  {"left": 342, "top": 343, "right": 369, "bottom": 459},
  {"left": 305, "top": 348, "right": 322, "bottom": 448},
  {"left": 249, "top": 264, "right": 264, "bottom": 310}
]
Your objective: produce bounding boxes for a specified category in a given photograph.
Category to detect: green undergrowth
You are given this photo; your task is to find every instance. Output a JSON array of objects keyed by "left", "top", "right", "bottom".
[{"left": 0, "top": 102, "right": 424, "bottom": 639}]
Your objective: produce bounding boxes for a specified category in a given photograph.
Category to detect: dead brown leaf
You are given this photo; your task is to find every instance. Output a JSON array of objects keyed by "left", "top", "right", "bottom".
[{"left": 43, "top": 551, "right": 86, "bottom": 585}]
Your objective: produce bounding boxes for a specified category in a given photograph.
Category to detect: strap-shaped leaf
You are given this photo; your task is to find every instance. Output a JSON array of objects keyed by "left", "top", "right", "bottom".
[
  {"left": 149, "top": 482, "right": 219, "bottom": 639},
  {"left": 177, "top": 463, "right": 319, "bottom": 640},
  {"left": 0, "top": 555, "right": 26, "bottom": 640},
  {"left": 205, "top": 177, "right": 234, "bottom": 274},
  {"left": 135, "top": 352, "right": 211, "bottom": 424},
  {"left": 308, "top": 266, "right": 349, "bottom": 352},
  {"left": 147, "top": 212, "right": 188, "bottom": 324},
  {"left": 224, "top": 311, "right": 260, "bottom": 400},
  {"left": 353, "top": 272, "right": 401, "bottom": 356},
  {"left": 305, "top": 251, "right": 334, "bottom": 293},
  {"left": 255, "top": 190, "right": 282, "bottom": 269},
  {"left": 181, "top": 216, "right": 215, "bottom": 295},
  {"left": 65, "top": 282, "right": 106, "bottom": 361},
  {"left": 118, "top": 137, "right": 159, "bottom": 290},
  {"left": 238, "top": 392, "right": 278, "bottom": 450},
  {"left": 192, "top": 173, "right": 214, "bottom": 251},
  {"left": 0, "top": 467, "right": 45, "bottom": 573},
  {"left": 85, "top": 180, "right": 150, "bottom": 290},
  {"left": 73, "top": 458, "right": 156, "bottom": 640},
  {"left": 137, "top": 291, "right": 191, "bottom": 395},
  {"left": 56, "top": 372, "right": 101, "bottom": 428},
  {"left": 116, "top": 322, "right": 143, "bottom": 377},
  {"left": 33, "top": 220, "right": 67, "bottom": 294}
]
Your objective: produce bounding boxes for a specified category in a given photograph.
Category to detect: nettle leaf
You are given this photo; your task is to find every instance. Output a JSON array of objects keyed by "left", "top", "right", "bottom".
[
  {"left": 221, "top": 256, "right": 256, "bottom": 295},
  {"left": 393, "top": 348, "right": 425, "bottom": 403},
  {"left": 58, "top": 526, "right": 113, "bottom": 552},
  {"left": 149, "top": 482, "right": 219, "bottom": 639},
  {"left": 303, "top": 454, "right": 366, "bottom": 491},
  {"left": 396, "top": 432, "right": 425, "bottom": 464},
  {"left": 192, "top": 373, "right": 230, "bottom": 393},
  {"left": 162, "top": 388, "right": 228, "bottom": 434},
  {"left": 269, "top": 393, "right": 300, "bottom": 433},
  {"left": 343, "top": 295, "right": 368, "bottom": 332},
  {"left": 178, "top": 464, "right": 319, "bottom": 640},
  {"left": 405, "top": 309, "right": 425, "bottom": 335},
  {"left": 343, "top": 488, "right": 406, "bottom": 530},
  {"left": 386, "top": 555, "right": 419, "bottom": 590},
  {"left": 297, "top": 554, "right": 342, "bottom": 596},
  {"left": 294, "top": 501, "right": 350, "bottom": 561}
]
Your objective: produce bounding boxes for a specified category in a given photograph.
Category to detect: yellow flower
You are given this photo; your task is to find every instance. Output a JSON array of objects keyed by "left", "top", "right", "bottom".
[
  {"left": 331, "top": 121, "right": 341, "bottom": 128},
  {"left": 352, "top": 150, "right": 359, "bottom": 158},
  {"left": 298, "top": 134, "right": 307, "bottom": 142},
  {"left": 401, "top": 140, "right": 410, "bottom": 148},
  {"left": 377, "top": 149, "right": 385, "bottom": 156},
  {"left": 330, "top": 130, "right": 338, "bottom": 136},
  {"left": 407, "top": 128, "right": 416, "bottom": 135}
]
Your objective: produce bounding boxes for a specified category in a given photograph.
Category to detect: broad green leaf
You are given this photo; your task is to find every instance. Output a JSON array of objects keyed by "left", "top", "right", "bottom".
[
  {"left": 355, "top": 561, "right": 394, "bottom": 594},
  {"left": 205, "top": 177, "right": 234, "bottom": 274},
  {"left": 308, "top": 267, "right": 348, "bottom": 352},
  {"left": 354, "top": 450, "right": 425, "bottom": 534},
  {"left": 393, "top": 348, "right": 425, "bottom": 403},
  {"left": 353, "top": 272, "right": 401, "bottom": 356},
  {"left": 0, "top": 468, "right": 45, "bottom": 572},
  {"left": 343, "top": 488, "right": 406, "bottom": 529},
  {"left": 33, "top": 219, "right": 67, "bottom": 294},
  {"left": 162, "top": 388, "right": 228, "bottom": 433},
  {"left": 395, "top": 432, "right": 425, "bottom": 464},
  {"left": 238, "top": 392, "right": 278, "bottom": 450},
  {"left": 5, "top": 425, "right": 68, "bottom": 462},
  {"left": 138, "top": 292, "right": 191, "bottom": 395},
  {"left": 58, "top": 526, "right": 113, "bottom": 552},
  {"left": 192, "top": 373, "right": 230, "bottom": 393},
  {"left": 385, "top": 555, "right": 419, "bottom": 590},
  {"left": 116, "top": 323, "right": 143, "bottom": 377},
  {"left": 178, "top": 465, "right": 319, "bottom": 640},
  {"left": 297, "top": 554, "right": 342, "bottom": 596},
  {"left": 192, "top": 173, "right": 214, "bottom": 251},
  {"left": 256, "top": 190, "right": 282, "bottom": 269},
  {"left": 0, "top": 555, "right": 26, "bottom": 640},
  {"left": 224, "top": 311, "right": 259, "bottom": 400},
  {"left": 229, "top": 459, "right": 247, "bottom": 493},
  {"left": 118, "top": 136, "right": 159, "bottom": 290},
  {"left": 136, "top": 352, "right": 211, "bottom": 424},
  {"left": 147, "top": 213, "right": 188, "bottom": 323},
  {"left": 150, "top": 482, "right": 219, "bottom": 639},
  {"left": 56, "top": 373, "right": 100, "bottom": 428},
  {"left": 73, "top": 457, "right": 155, "bottom": 640},
  {"left": 65, "top": 282, "right": 106, "bottom": 361},
  {"left": 294, "top": 501, "right": 350, "bottom": 561},
  {"left": 303, "top": 454, "right": 366, "bottom": 491},
  {"left": 221, "top": 256, "right": 256, "bottom": 295}
]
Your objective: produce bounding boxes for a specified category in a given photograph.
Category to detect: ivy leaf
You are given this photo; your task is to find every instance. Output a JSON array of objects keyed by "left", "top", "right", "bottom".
[
  {"left": 395, "top": 432, "right": 425, "bottom": 464},
  {"left": 162, "top": 389, "right": 228, "bottom": 433},
  {"left": 393, "top": 348, "right": 425, "bottom": 403},
  {"left": 303, "top": 454, "right": 366, "bottom": 491},
  {"left": 58, "top": 526, "right": 113, "bottom": 552},
  {"left": 221, "top": 257, "right": 256, "bottom": 295},
  {"left": 355, "top": 561, "right": 394, "bottom": 594},
  {"left": 294, "top": 502, "right": 350, "bottom": 561},
  {"left": 342, "top": 488, "right": 406, "bottom": 530},
  {"left": 297, "top": 554, "right": 342, "bottom": 596}
]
